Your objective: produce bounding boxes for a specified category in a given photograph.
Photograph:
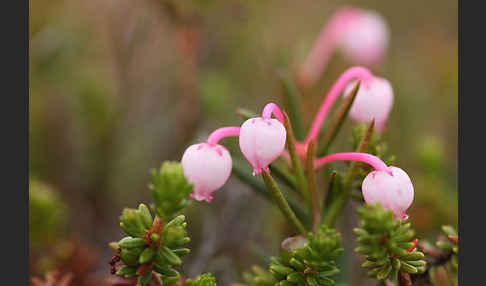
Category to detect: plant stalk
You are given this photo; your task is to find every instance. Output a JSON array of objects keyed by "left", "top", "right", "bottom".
[
  {"left": 322, "top": 119, "right": 375, "bottom": 227},
  {"left": 283, "top": 112, "right": 309, "bottom": 201},
  {"left": 306, "top": 140, "right": 321, "bottom": 231},
  {"left": 232, "top": 159, "right": 309, "bottom": 225},
  {"left": 262, "top": 170, "right": 307, "bottom": 235}
]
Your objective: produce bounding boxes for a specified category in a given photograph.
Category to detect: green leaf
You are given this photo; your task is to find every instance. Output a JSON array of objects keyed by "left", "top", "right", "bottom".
[
  {"left": 269, "top": 225, "right": 342, "bottom": 286},
  {"left": 120, "top": 208, "right": 146, "bottom": 237},
  {"left": 116, "top": 265, "right": 137, "bottom": 278},
  {"left": 172, "top": 248, "right": 191, "bottom": 256},
  {"left": 150, "top": 161, "right": 193, "bottom": 220},
  {"left": 376, "top": 264, "right": 392, "bottom": 280},
  {"left": 119, "top": 237, "right": 146, "bottom": 249},
  {"left": 262, "top": 171, "right": 307, "bottom": 235},
  {"left": 120, "top": 247, "right": 143, "bottom": 266},
  {"left": 322, "top": 120, "right": 375, "bottom": 227},
  {"left": 279, "top": 71, "right": 304, "bottom": 140},
  {"left": 160, "top": 246, "right": 182, "bottom": 266},
  {"left": 354, "top": 204, "right": 426, "bottom": 281},
  {"left": 400, "top": 262, "right": 418, "bottom": 274},
  {"left": 282, "top": 112, "right": 309, "bottom": 202},
  {"left": 139, "top": 247, "right": 156, "bottom": 264},
  {"left": 138, "top": 203, "right": 153, "bottom": 229}
]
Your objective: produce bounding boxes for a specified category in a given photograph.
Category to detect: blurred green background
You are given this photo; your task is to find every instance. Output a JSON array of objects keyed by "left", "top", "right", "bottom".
[{"left": 29, "top": 0, "right": 457, "bottom": 285}]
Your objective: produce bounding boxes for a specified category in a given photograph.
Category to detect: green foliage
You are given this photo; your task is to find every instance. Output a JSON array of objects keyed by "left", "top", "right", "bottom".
[
  {"left": 112, "top": 203, "right": 190, "bottom": 285},
  {"left": 269, "top": 225, "right": 343, "bottom": 286},
  {"left": 150, "top": 161, "right": 193, "bottom": 221},
  {"left": 186, "top": 273, "right": 218, "bottom": 286},
  {"left": 354, "top": 204, "right": 426, "bottom": 282},
  {"left": 29, "top": 179, "right": 68, "bottom": 248},
  {"left": 436, "top": 225, "right": 458, "bottom": 272}
]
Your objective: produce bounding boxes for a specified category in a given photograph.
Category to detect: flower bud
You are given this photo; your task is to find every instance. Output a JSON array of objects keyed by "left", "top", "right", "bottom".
[
  {"left": 239, "top": 117, "right": 287, "bottom": 175},
  {"left": 344, "top": 77, "right": 393, "bottom": 132},
  {"left": 339, "top": 11, "right": 389, "bottom": 66},
  {"left": 181, "top": 143, "right": 232, "bottom": 202},
  {"left": 362, "top": 166, "right": 414, "bottom": 219}
]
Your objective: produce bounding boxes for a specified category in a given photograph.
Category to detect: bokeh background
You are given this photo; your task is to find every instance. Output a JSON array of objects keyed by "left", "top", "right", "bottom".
[{"left": 29, "top": 0, "right": 457, "bottom": 285}]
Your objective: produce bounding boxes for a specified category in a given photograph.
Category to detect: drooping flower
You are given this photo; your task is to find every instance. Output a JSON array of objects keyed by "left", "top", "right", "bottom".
[
  {"left": 239, "top": 103, "right": 287, "bottom": 175},
  {"left": 314, "top": 153, "right": 414, "bottom": 220},
  {"left": 181, "top": 127, "right": 240, "bottom": 202},
  {"left": 239, "top": 117, "right": 287, "bottom": 175},
  {"left": 302, "top": 67, "right": 393, "bottom": 151},
  {"left": 297, "top": 7, "right": 389, "bottom": 88},
  {"left": 343, "top": 77, "right": 393, "bottom": 132},
  {"left": 181, "top": 143, "right": 232, "bottom": 202},
  {"left": 362, "top": 166, "right": 414, "bottom": 219},
  {"left": 339, "top": 10, "right": 389, "bottom": 66}
]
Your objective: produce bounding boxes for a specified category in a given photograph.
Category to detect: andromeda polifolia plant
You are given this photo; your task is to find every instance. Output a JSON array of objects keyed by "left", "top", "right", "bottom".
[{"left": 103, "top": 5, "right": 456, "bottom": 286}]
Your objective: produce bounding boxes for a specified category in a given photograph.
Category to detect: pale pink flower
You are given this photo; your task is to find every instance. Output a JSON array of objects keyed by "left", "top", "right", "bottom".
[
  {"left": 181, "top": 143, "right": 232, "bottom": 202},
  {"left": 314, "top": 153, "right": 414, "bottom": 220},
  {"left": 362, "top": 166, "right": 414, "bottom": 219},
  {"left": 297, "top": 7, "right": 389, "bottom": 88},
  {"left": 239, "top": 117, "right": 287, "bottom": 175},
  {"left": 339, "top": 11, "right": 389, "bottom": 66},
  {"left": 343, "top": 77, "right": 393, "bottom": 132}
]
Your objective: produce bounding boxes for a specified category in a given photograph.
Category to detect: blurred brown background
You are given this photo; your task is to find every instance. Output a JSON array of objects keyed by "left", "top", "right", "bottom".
[{"left": 29, "top": 0, "right": 457, "bottom": 285}]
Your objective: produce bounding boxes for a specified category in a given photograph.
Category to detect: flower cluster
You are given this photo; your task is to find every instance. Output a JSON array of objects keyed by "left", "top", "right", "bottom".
[
  {"left": 99, "top": 4, "right": 458, "bottom": 286},
  {"left": 181, "top": 66, "right": 413, "bottom": 219}
]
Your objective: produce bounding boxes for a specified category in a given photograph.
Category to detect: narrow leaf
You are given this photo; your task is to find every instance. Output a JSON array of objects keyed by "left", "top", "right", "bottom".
[
  {"left": 279, "top": 71, "right": 304, "bottom": 140},
  {"left": 262, "top": 171, "right": 307, "bottom": 235},
  {"left": 283, "top": 112, "right": 309, "bottom": 201}
]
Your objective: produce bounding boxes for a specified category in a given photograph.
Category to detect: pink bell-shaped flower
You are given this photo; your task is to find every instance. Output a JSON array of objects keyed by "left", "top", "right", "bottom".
[
  {"left": 181, "top": 143, "right": 232, "bottom": 202},
  {"left": 239, "top": 117, "right": 287, "bottom": 175},
  {"left": 344, "top": 77, "right": 393, "bottom": 132},
  {"left": 362, "top": 166, "right": 414, "bottom": 219},
  {"left": 339, "top": 10, "right": 389, "bottom": 66}
]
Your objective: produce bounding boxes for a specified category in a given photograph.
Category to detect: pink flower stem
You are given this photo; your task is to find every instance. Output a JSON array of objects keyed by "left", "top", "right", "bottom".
[
  {"left": 314, "top": 152, "right": 391, "bottom": 174},
  {"left": 298, "top": 7, "right": 361, "bottom": 86},
  {"left": 262, "top": 103, "right": 284, "bottom": 122},
  {"left": 304, "top": 66, "right": 374, "bottom": 145},
  {"left": 206, "top": 127, "right": 241, "bottom": 145}
]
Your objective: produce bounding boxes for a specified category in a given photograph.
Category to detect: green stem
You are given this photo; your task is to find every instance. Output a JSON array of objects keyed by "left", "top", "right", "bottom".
[
  {"left": 322, "top": 119, "right": 375, "bottom": 227},
  {"left": 317, "top": 81, "right": 360, "bottom": 156},
  {"left": 269, "top": 163, "right": 299, "bottom": 192},
  {"left": 322, "top": 171, "right": 337, "bottom": 210},
  {"left": 232, "top": 159, "right": 310, "bottom": 225},
  {"left": 306, "top": 140, "right": 321, "bottom": 232},
  {"left": 283, "top": 112, "right": 309, "bottom": 201},
  {"left": 262, "top": 170, "right": 307, "bottom": 235}
]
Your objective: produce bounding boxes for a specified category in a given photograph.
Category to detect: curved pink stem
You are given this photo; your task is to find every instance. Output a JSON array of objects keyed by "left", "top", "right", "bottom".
[
  {"left": 304, "top": 66, "right": 374, "bottom": 145},
  {"left": 262, "top": 103, "right": 284, "bottom": 122},
  {"left": 314, "top": 152, "right": 391, "bottom": 174},
  {"left": 207, "top": 127, "right": 241, "bottom": 145},
  {"left": 298, "top": 7, "right": 361, "bottom": 87}
]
